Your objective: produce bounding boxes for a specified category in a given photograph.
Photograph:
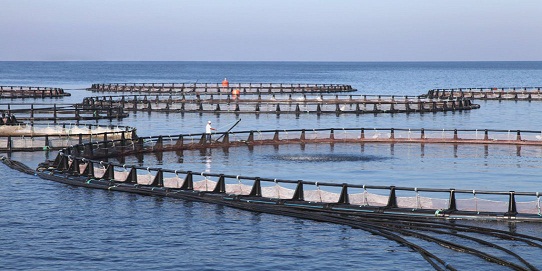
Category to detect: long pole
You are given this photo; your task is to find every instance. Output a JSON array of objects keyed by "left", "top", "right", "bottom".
[{"left": 215, "top": 118, "right": 241, "bottom": 141}]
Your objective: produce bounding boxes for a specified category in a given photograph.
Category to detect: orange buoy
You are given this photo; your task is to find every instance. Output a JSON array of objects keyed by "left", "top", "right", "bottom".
[
  {"left": 222, "top": 78, "right": 229, "bottom": 88},
  {"left": 232, "top": 89, "right": 240, "bottom": 95}
]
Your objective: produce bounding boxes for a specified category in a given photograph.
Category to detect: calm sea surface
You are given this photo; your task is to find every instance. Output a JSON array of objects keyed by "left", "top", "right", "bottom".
[{"left": 1, "top": 61, "right": 542, "bottom": 270}]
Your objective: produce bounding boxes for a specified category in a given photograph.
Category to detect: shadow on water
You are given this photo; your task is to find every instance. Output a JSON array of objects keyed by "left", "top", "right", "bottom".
[{"left": 268, "top": 153, "right": 391, "bottom": 163}]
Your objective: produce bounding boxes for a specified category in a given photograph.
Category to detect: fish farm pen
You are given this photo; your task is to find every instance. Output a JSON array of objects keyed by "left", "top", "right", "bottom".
[
  {"left": 424, "top": 86, "right": 542, "bottom": 100},
  {"left": 25, "top": 126, "right": 541, "bottom": 221},
  {"left": 0, "top": 103, "right": 129, "bottom": 122},
  {"left": 88, "top": 82, "right": 356, "bottom": 94},
  {"left": 4, "top": 82, "right": 542, "bottom": 270},
  {"left": 0, "top": 85, "right": 70, "bottom": 98},
  {"left": 80, "top": 94, "right": 479, "bottom": 114},
  {"left": 0, "top": 123, "right": 136, "bottom": 151}
]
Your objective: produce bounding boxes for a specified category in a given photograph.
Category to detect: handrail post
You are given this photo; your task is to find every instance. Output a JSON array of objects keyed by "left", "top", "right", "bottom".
[
  {"left": 104, "top": 164, "right": 115, "bottom": 180},
  {"left": 249, "top": 177, "right": 262, "bottom": 197},
  {"left": 386, "top": 186, "right": 397, "bottom": 208},
  {"left": 273, "top": 130, "right": 280, "bottom": 141},
  {"left": 338, "top": 183, "right": 349, "bottom": 204},
  {"left": 222, "top": 133, "right": 229, "bottom": 144},
  {"left": 150, "top": 169, "right": 164, "bottom": 187},
  {"left": 181, "top": 171, "right": 193, "bottom": 190},
  {"left": 44, "top": 135, "right": 50, "bottom": 150},
  {"left": 175, "top": 135, "right": 184, "bottom": 148},
  {"left": 155, "top": 136, "right": 163, "bottom": 150},
  {"left": 84, "top": 161, "right": 95, "bottom": 178},
  {"left": 292, "top": 180, "right": 304, "bottom": 201},
  {"left": 125, "top": 167, "right": 138, "bottom": 183},
  {"left": 506, "top": 191, "right": 517, "bottom": 216},
  {"left": 7, "top": 136, "right": 12, "bottom": 152},
  {"left": 447, "top": 189, "right": 457, "bottom": 211},
  {"left": 213, "top": 174, "right": 226, "bottom": 193}
]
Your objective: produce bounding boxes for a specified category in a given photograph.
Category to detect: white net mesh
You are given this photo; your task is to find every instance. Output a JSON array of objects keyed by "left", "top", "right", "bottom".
[
  {"left": 456, "top": 198, "right": 508, "bottom": 212},
  {"left": 93, "top": 167, "right": 106, "bottom": 179},
  {"left": 163, "top": 176, "right": 184, "bottom": 188},
  {"left": 113, "top": 171, "right": 129, "bottom": 182},
  {"left": 516, "top": 200, "right": 541, "bottom": 215},
  {"left": 194, "top": 179, "right": 217, "bottom": 192},
  {"left": 304, "top": 189, "right": 340, "bottom": 203},
  {"left": 397, "top": 196, "right": 449, "bottom": 209},
  {"left": 225, "top": 183, "right": 252, "bottom": 195},
  {"left": 350, "top": 192, "right": 389, "bottom": 206},
  {"left": 78, "top": 164, "right": 86, "bottom": 174},
  {"left": 136, "top": 173, "right": 154, "bottom": 185},
  {"left": 261, "top": 185, "right": 295, "bottom": 199}
]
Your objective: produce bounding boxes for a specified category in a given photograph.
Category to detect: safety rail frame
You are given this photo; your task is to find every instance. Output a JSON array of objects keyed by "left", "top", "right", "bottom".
[
  {"left": 51, "top": 143, "right": 542, "bottom": 218},
  {"left": 88, "top": 82, "right": 356, "bottom": 94},
  {"left": 0, "top": 86, "right": 70, "bottom": 98},
  {"left": 0, "top": 123, "right": 136, "bottom": 152}
]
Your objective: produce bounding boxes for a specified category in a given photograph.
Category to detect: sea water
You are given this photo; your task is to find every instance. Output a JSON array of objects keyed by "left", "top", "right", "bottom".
[{"left": 1, "top": 61, "right": 542, "bottom": 270}]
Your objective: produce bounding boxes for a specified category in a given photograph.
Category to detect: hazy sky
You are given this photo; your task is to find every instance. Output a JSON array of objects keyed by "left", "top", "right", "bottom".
[{"left": 1, "top": 0, "right": 541, "bottom": 61}]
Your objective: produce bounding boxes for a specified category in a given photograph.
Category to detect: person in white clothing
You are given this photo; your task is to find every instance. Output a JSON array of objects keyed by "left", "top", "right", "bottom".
[{"left": 205, "top": 121, "right": 216, "bottom": 143}]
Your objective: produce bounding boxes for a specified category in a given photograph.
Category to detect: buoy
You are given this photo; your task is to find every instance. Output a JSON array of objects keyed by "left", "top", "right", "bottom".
[
  {"left": 232, "top": 89, "right": 240, "bottom": 95},
  {"left": 222, "top": 78, "right": 229, "bottom": 88}
]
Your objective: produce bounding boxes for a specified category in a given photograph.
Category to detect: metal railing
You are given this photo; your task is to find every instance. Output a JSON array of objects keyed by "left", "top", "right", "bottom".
[
  {"left": 0, "top": 86, "right": 69, "bottom": 98},
  {"left": 88, "top": 82, "right": 356, "bottom": 94},
  {"left": 425, "top": 87, "right": 542, "bottom": 100},
  {"left": 81, "top": 94, "right": 479, "bottom": 114},
  {"left": 0, "top": 123, "right": 136, "bottom": 151},
  {"left": 52, "top": 147, "right": 542, "bottom": 217}
]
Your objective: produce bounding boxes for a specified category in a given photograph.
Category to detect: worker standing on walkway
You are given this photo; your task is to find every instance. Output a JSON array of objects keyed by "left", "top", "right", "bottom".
[
  {"left": 222, "top": 78, "right": 229, "bottom": 93},
  {"left": 205, "top": 120, "right": 216, "bottom": 143}
]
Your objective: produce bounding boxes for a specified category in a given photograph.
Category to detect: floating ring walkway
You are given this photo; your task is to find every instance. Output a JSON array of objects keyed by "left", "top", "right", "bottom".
[
  {"left": 36, "top": 127, "right": 542, "bottom": 222},
  {"left": 88, "top": 82, "right": 356, "bottom": 94},
  {"left": 0, "top": 123, "right": 136, "bottom": 151},
  {"left": 81, "top": 94, "right": 479, "bottom": 114},
  {"left": 0, "top": 86, "right": 70, "bottom": 98},
  {"left": 0, "top": 103, "right": 129, "bottom": 122},
  {"left": 4, "top": 126, "right": 542, "bottom": 270},
  {"left": 424, "top": 87, "right": 542, "bottom": 101}
]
